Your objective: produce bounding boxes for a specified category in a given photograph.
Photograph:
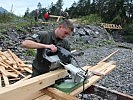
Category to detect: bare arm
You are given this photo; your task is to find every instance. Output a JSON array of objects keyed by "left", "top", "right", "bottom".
[{"left": 21, "top": 40, "right": 57, "bottom": 52}]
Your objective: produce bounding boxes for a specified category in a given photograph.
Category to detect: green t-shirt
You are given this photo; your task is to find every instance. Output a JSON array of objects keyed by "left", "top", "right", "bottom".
[{"left": 26, "top": 30, "right": 70, "bottom": 73}]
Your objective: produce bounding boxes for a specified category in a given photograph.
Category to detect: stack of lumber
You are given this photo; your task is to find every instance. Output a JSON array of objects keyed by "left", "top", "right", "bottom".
[
  {"left": 0, "top": 49, "right": 119, "bottom": 100},
  {"left": 0, "top": 49, "right": 32, "bottom": 87}
]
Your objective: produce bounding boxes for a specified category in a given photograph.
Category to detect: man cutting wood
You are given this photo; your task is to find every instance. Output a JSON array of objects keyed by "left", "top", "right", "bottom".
[{"left": 21, "top": 19, "right": 74, "bottom": 77}]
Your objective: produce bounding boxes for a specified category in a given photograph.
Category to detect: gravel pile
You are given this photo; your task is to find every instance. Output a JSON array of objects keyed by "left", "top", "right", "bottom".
[{"left": 71, "top": 43, "right": 133, "bottom": 97}]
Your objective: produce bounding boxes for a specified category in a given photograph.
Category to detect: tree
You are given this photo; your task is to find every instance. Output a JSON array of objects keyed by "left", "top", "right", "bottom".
[
  {"left": 48, "top": 0, "right": 63, "bottom": 15},
  {"left": 37, "top": 2, "right": 43, "bottom": 19},
  {"left": 67, "top": 1, "right": 78, "bottom": 18},
  {"left": 49, "top": 2, "right": 57, "bottom": 15},
  {"left": 55, "top": 0, "right": 63, "bottom": 15},
  {"left": 24, "top": 8, "right": 30, "bottom": 17},
  {"left": 37, "top": 2, "right": 42, "bottom": 10}
]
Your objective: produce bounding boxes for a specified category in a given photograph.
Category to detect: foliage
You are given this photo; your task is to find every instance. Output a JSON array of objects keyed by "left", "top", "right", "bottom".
[
  {"left": 124, "top": 23, "right": 133, "bottom": 42},
  {"left": 0, "top": 14, "right": 35, "bottom": 32},
  {"left": 96, "top": 40, "right": 115, "bottom": 46},
  {"left": 25, "top": 49, "right": 36, "bottom": 56},
  {"left": 49, "top": 0, "right": 63, "bottom": 15},
  {"left": 124, "top": 35, "right": 133, "bottom": 43},
  {"left": 0, "top": 32, "right": 6, "bottom": 40},
  {"left": 0, "top": 13, "right": 14, "bottom": 23},
  {"left": 111, "top": 14, "right": 122, "bottom": 24},
  {"left": 125, "top": 23, "right": 133, "bottom": 35},
  {"left": 77, "top": 14, "right": 102, "bottom": 24}
]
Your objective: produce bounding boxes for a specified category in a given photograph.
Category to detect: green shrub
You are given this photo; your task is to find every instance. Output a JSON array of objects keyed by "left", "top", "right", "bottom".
[
  {"left": 77, "top": 14, "right": 102, "bottom": 24},
  {"left": 0, "top": 13, "right": 14, "bottom": 23},
  {"left": 25, "top": 49, "right": 36, "bottom": 56},
  {"left": 125, "top": 23, "right": 133, "bottom": 35},
  {"left": 124, "top": 23, "right": 133, "bottom": 43},
  {"left": 124, "top": 35, "right": 133, "bottom": 43}
]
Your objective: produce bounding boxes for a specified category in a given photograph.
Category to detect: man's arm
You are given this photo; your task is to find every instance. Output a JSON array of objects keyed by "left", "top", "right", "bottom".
[{"left": 21, "top": 40, "right": 57, "bottom": 52}]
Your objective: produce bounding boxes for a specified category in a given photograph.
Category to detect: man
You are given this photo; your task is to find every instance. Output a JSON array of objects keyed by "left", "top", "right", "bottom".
[
  {"left": 34, "top": 9, "right": 39, "bottom": 22},
  {"left": 43, "top": 12, "right": 49, "bottom": 22},
  {"left": 22, "top": 19, "right": 74, "bottom": 77}
]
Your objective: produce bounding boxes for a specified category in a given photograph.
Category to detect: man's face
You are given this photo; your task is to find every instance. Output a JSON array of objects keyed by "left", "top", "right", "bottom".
[{"left": 56, "top": 26, "right": 72, "bottom": 39}]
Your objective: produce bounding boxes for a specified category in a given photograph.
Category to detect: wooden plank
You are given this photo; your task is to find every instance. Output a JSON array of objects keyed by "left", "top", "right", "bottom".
[
  {"left": 2, "top": 51, "right": 16, "bottom": 64},
  {"left": 12, "top": 75, "right": 31, "bottom": 85},
  {"left": 4, "top": 60, "right": 13, "bottom": 65},
  {"left": 84, "top": 62, "right": 106, "bottom": 71},
  {"left": 93, "top": 61, "right": 115, "bottom": 72},
  {"left": 56, "top": 16, "right": 61, "bottom": 22},
  {"left": 0, "top": 66, "right": 8, "bottom": 76},
  {"left": 23, "top": 67, "right": 32, "bottom": 73},
  {"left": 100, "top": 23, "right": 122, "bottom": 29},
  {"left": 0, "top": 69, "right": 68, "bottom": 100},
  {"left": 6, "top": 72, "right": 18, "bottom": 77},
  {"left": 0, "top": 61, "right": 8, "bottom": 68},
  {"left": 7, "top": 49, "right": 25, "bottom": 66},
  {"left": 101, "top": 65, "right": 116, "bottom": 75},
  {"left": 1, "top": 67, "right": 9, "bottom": 86},
  {"left": 70, "top": 65, "right": 116, "bottom": 96},
  {"left": 0, "top": 74, "right": 2, "bottom": 87},
  {"left": 34, "top": 94, "right": 52, "bottom": 100},
  {"left": 42, "top": 87, "right": 79, "bottom": 100},
  {"left": 0, "top": 61, "right": 25, "bottom": 77},
  {"left": 0, "top": 55, "right": 7, "bottom": 60},
  {"left": 49, "top": 15, "right": 63, "bottom": 18},
  {"left": 23, "top": 91, "right": 45, "bottom": 100},
  {"left": 0, "top": 66, "right": 18, "bottom": 78},
  {"left": 98, "top": 49, "right": 119, "bottom": 64}
]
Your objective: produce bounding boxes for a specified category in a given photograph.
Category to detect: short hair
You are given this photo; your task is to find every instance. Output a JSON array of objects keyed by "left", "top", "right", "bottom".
[{"left": 59, "top": 19, "right": 74, "bottom": 31}]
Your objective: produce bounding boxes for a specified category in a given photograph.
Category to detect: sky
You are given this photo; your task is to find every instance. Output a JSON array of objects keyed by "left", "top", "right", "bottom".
[{"left": 0, "top": 0, "right": 78, "bottom": 16}]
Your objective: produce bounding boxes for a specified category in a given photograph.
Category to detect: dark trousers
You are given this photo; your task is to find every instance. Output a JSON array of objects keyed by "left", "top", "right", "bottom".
[{"left": 31, "top": 66, "right": 49, "bottom": 77}]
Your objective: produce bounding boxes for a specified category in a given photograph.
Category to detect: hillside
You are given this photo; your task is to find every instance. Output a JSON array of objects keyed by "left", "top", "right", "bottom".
[{"left": 0, "top": 7, "right": 8, "bottom": 13}]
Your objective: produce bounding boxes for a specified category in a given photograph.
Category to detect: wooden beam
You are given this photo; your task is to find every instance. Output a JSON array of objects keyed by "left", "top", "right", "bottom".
[
  {"left": 0, "top": 74, "right": 2, "bottom": 87},
  {"left": 98, "top": 49, "right": 119, "bottom": 64},
  {"left": 20, "top": 91, "right": 45, "bottom": 100},
  {"left": 42, "top": 87, "right": 79, "bottom": 100},
  {"left": 13, "top": 75, "right": 31, "bottom": 85},
  {"left": 70, "top": 65, "right": 116, "bottom": 96},
  {"left": 33, "top": 94, "right": 52, "bottom": 100},
  {"left": 49, "top": 15, "right": 63, "bottom": 18},
  {"left": 0, "top": 69, "right": 68, "bottom": 100},
  {"left": 56, "top": 16, "right": 61, "bottom": 22}
]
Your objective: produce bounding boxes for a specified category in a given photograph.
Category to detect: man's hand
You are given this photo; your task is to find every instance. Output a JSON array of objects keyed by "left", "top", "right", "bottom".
[{"left": 46, "top": 44, "right": 57, "bottom": 52}]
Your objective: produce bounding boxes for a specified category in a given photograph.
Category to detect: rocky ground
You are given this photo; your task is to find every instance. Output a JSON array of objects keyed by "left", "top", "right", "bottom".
[
  {"left": 0, "top": 23, "right": 132, "bottom": 99},
  {"left": 73, "top": 44, "right": 133, "bottom": 97}
]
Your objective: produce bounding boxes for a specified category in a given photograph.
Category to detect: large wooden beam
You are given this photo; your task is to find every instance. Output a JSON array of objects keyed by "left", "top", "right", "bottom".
[
  {"left": 42, "top": 87, "right": 79, "bottom": 100},
  {"left": 0, "top": 69, "right": 68, "bottom": 100}
]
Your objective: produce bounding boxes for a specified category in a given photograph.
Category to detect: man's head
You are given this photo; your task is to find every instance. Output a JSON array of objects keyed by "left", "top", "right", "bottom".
[{"left": 55, "top": 19, "right": 74, "bottom": 39}]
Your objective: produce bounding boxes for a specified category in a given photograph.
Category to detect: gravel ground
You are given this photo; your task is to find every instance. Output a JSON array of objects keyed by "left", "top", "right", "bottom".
[{"left": 71, "top": 43, "right": 133, "bottom": 97}]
